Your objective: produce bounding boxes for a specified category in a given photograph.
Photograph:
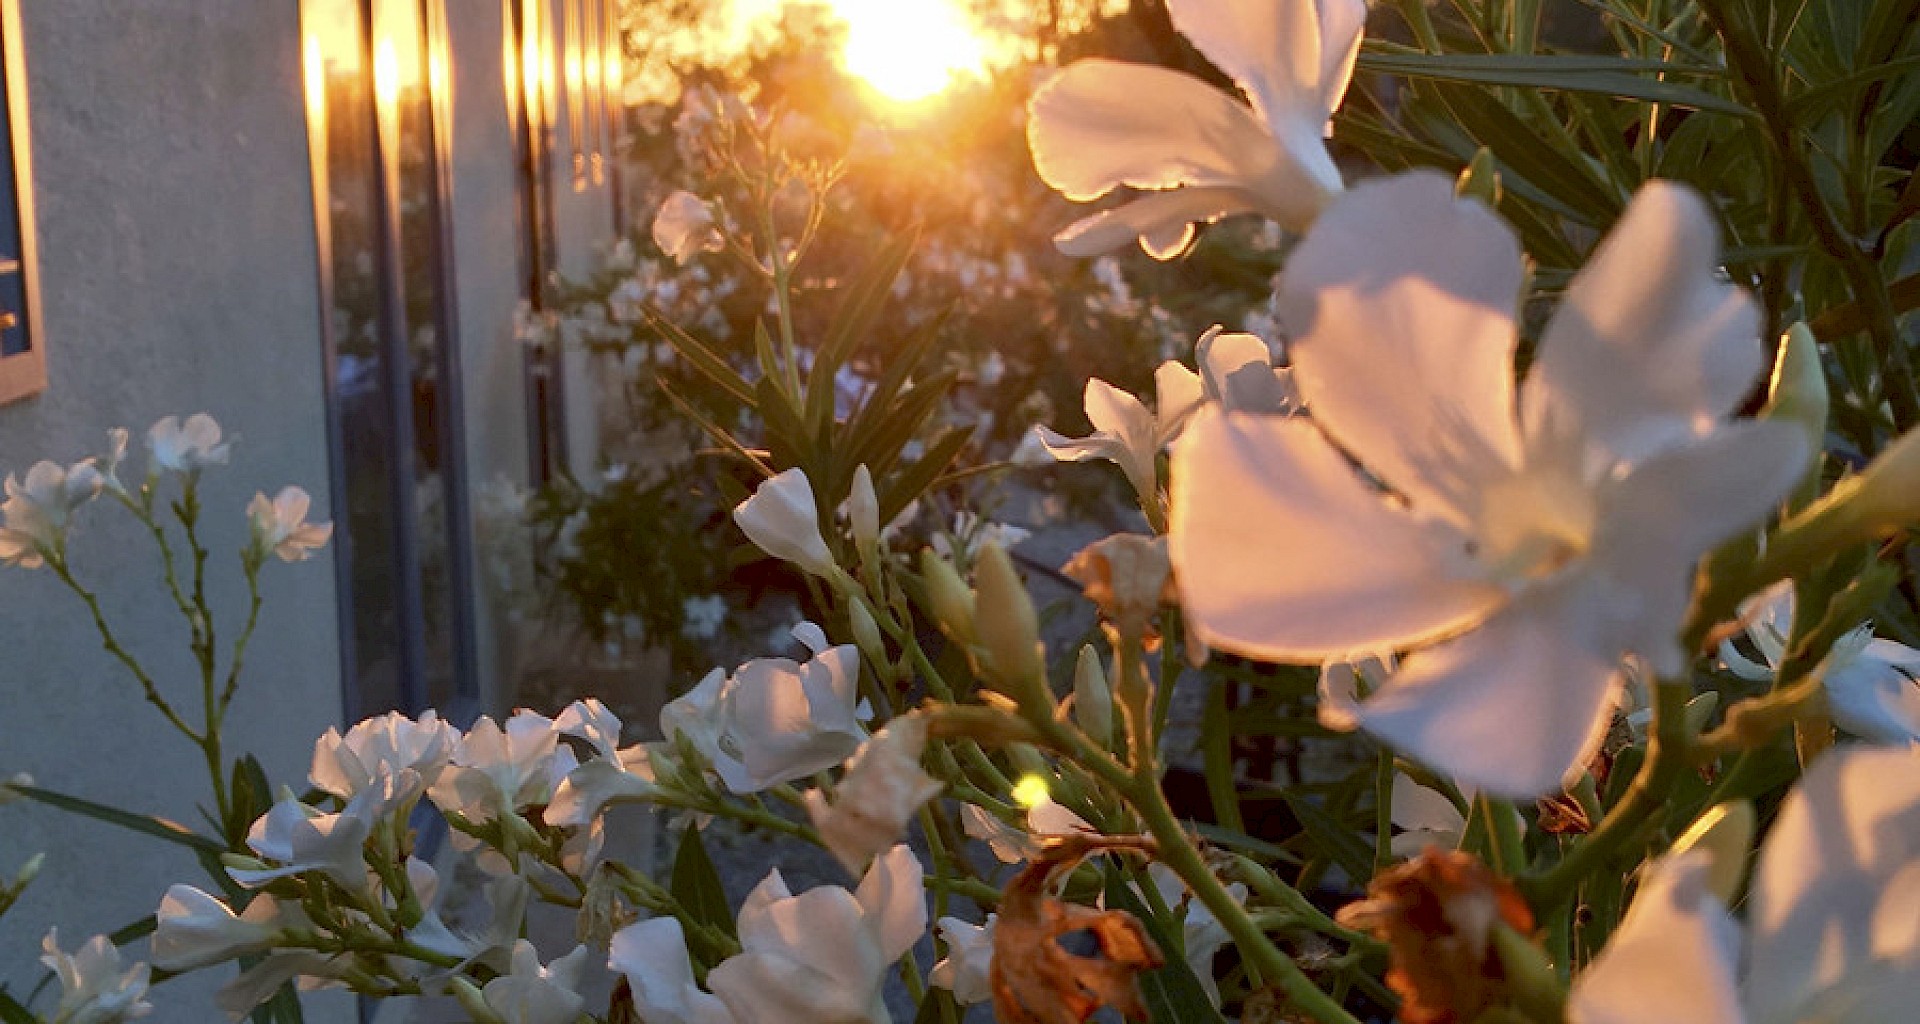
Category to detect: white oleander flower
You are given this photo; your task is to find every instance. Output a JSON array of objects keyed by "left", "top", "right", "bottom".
[
  {"left": 1039, "top": 366, "right": 1201, "bottom": 509},
  {"left": 0, "top": 459, "right": 104, "bottom": 568},
  {"left": 718, "top": 639, "right": 866, "bottom": 793},
  {"left": 930, "top": 914, "right": 996, "bottom": 1005},
  {"left": 41, "top": 929, "right": 153, "bottom": 1024},
  {"left": 653, "top": 192, "right": 724, "bottom": 265},
  {"left": 1570, "top": 745, "right": 1920, "bottom": 1023},
  {"left": 151, "top": 887, "right": 283, "bottom": 971},
  {"left": 545, "top": 699, "right": 657, "bottom": 827},
  {"left": 1173, "top": 171, "right": 1807, "bottom": 797},
  {"left": 429, "top": 710, "right": 578, "bottom": 823},
  {"left": 310, "top": 710, "right": 456, "bottom": 814},
  {"left": 806, "top": 714, "right": 944, "bottom": 874},
  {"left": 733, "top": 468, "right": 837, "bottom": 578},
  {"left": 231, "top": 785, "right": 384, "bottom": 889},
  {"left": 482, "top": 941, "right": 593, "bottom": 1024},
  {"left": 608, "top": 918, "right": 736, "bottom": 1024},
  {"left": 247, "top": 486, "right": 333, "bottom": 563},
  {"left": 1722, "top": 582, "right": 1920, "bottom": 746},
  {"left": 1028, "top": 0, "right": 1365, "bottom": 256},
  {"left": 146, "top": 413, "right": 230, "bottom": 474}
]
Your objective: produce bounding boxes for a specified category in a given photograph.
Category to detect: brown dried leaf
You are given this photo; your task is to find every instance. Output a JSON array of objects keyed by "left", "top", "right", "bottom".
[{"left": 990, "top": 833, "right": 1165, "bottom": 1024}]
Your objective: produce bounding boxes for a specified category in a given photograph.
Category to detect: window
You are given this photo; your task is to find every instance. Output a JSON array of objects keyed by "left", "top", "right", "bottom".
[
  {"left": 301, "top": 0, "right": 480, "bottom": 722},
  {"left": 0, "top": 0, "right": 44, "bottom": 406}
]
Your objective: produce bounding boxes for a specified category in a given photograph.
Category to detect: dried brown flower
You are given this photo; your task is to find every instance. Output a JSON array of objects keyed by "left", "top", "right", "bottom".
[
  {"left": 991, "top": 834, "right": 1165, "bottom": 1024},
  {"left": 1334, "top": 849, "right": 1536, "bottom": 1024}
]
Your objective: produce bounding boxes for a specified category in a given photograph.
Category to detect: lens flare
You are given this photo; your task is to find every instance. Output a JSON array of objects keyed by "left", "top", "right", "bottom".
[
  {"left": 821, "top": 0, "right": 988, "bottom": 102},
  {"left": 1011, "top": 774, "right": 1051, "bottom": 809}
]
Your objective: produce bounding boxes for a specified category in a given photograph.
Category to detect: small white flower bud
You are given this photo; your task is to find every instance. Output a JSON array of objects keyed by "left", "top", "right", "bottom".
[
  {"left": 1072, "top": 645, "right": 1112, "bottom": 744},
  {"left": 920, "top": 547, "right": 977, "bottom": 643},
  {"left": 973, "top": 544, "right": 1047, "bottom": 703}
]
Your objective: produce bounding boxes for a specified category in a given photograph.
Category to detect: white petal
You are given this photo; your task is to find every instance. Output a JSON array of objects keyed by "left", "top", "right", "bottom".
[
  {"left": 1353, "top": 577, "right": 1623, "bottom": 799},
  {"left": 855, "top": 844, "right": 928, "bottom": 964},
  {"left": 1055, "top": 187, "right": 1262, "bottom": 259},
  {"left": 1280, "top": 171, "right": 1525, "bottom": 521},
  {"left": 1170, "top": 409, "right": 1503, "bottom": 660},
  {"left": 1745, "top": 746, "right": 1920, "bottom": 1023},
  {"left": 1823, "top": 653, "right": 1920, "bottom": 746},
  {"left": 1590, "top": 421, "right": 1809, "bottom": 677},
  {"left": 1568, "top": 850, "right": 1745, "bottom": 1024},
  {"left": 1029, "top": 60, "right": 1286, "bottom": 202},
  {"left": 1391, "top": 775, "right": 1466, "bottom": 836},
  {"left": 1198, "top": 331, "right": 1291, "bottom": 414},
  {"left": 1524, "top": 182, "right": 1764, "bottom": 467},
  {"left": 1165, "top": 0, "right": 1365, "bottom": 129}
]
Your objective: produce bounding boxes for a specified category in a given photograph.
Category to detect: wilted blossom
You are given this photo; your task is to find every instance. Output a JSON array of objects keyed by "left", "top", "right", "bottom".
[
  {"left": 805, "top": 713, "right": 944, "bottom": 873},
  {"left": 150, "top": 886, "right": 285, "bottom": 972},
  {"left": 1174, "top": 172, "right": 1808, "bottom": 797},
  {"left": 246, "top": 486, "right": 334, "bottom": 563},
  {"left": 931, "top": 914, "right": 996, "bottom": 1005},
  {"left": 610, "top": 844, "right": 927, "bottom": 1024},
  {"left": 733, "top": 467, "right": 838, "bottom": 578},
  {"left": 40, "top": 929, "right": 153, "bottom": 1024},
  {"left": 652, "top": 190, "right": 724, "bottom": 264},
  {"left": 146, "top": 413, "right": 230, "bottom": 474},
  {"left": 545, "top": 698, "right": 657, "bottom": 827},
  {"left": 1028, "top": 0, "right": 1365, "bottom": 256},
  {"left": 0, "top": 459, "right": 104, "bottom": 568},
  {"left": 1570, "top": 745, "right": 1920, "bottom": 1023},
  {"left": 481, "top": 941, "right": 593, "bottom": 1024},
  {"left": 1721, "top": 581, "right": 1920, "bottom": 746}
]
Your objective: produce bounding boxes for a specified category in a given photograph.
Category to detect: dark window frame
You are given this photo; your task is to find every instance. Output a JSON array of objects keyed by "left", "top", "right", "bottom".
[{"left": 0, "top": 0, "right": 44, "bottom": 406}]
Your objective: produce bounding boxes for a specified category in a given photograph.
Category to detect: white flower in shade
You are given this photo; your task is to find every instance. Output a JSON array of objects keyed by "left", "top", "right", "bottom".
[
  {"left": 1721, "top": 582, "right": 1920, "bottom": 746},
  {"left": 1172, "top": 172, "right": 1809, "bottom": 798},
  {"left": 806, "top": 714, "right": 945, "bottom": 874},
  {"left": 930, "top": 914, "right": 996, "bottom": 1005},
  {"left": 429, "top": 710, "right": 578, "bottom": 823},
  {"left": 1182, "top": 882, "right": 1250, "bottom": 1007},
  {"left": 545, "top": 699, "right": 658, "bottom": 827},
  {"left": 151, "top": 886, "right": 282, "bottom": 971},
  {"left": 608, "top": 918, "right": 736, "bottom": 1024},
  {"left": 718, "top": 641, "right": 866, "bottom": 792},
  {"left": 1569, "top": 745, "right": 1920, "bottom": 1024},
  {"left": 99, "top": 429, "right": 131, "bottom": 499},
  {"left": 1027, "top": 0, "right": 1366, "bottom": 257},
  {"left": 0, "top": 459, "right": 104, "bottom": 568},
  {"left": 1389, "top": 776, "right": 1470, "bottom": 859},
  {"left": 733, "top": 468, "right": 837, "bottom": 578},
  {"left": 660, "top": 666, "right": 737, "bottom": 778},
  {"left": 704, "top": 845, "right": 927, "bottom": 1024},
  {"left": 1039, "top": 364, "right": 1203, "bottom": 507},
  {"left": 146, "top": 413, "right": 230, "bottom": 474},
  {"left": 310, "top": 710, "right": 457, "bottom": 814},
  {"left": 231, "top": 786, "right": 381, "bottom": 889},
  {"left": 482, "top": 941, "right": 593, "bottom": 1024},
  {"left": 247, "top": 486, "right": 333, "bottom": 563},
  {"left": 215, "top": 952, "right": 346, "bottom": 1020},
  {"left": 40, "top": 930, "right": 152, "bottom": 1024},
  {"left": 653, "top": 191, "right": 724, "bottom": 264}
]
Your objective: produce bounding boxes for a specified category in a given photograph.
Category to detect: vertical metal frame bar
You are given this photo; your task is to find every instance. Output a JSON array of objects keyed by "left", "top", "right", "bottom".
[
  {"left": 0, "top": 0, "right": 45, "bottom": 405},
  {"left": 297, "top": 4, "right": 366, "bottom": 726},
  {"left": 600, "top": 0, "right": 624, "bottom": 231},
  {"left": 362, "top": 0, "right": 429, "bottom": 712},
  {"left": 418, "top": 0, "right": 481, "bottom": 716}
]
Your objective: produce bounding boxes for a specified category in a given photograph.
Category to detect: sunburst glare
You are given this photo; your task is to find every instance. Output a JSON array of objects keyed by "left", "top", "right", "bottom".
[{"left": 820, "top": 0, "right": 991, "bottom": 102}]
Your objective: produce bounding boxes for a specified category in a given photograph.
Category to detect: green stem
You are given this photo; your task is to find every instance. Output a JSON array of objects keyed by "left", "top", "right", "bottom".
[{"left": 50, "top": 558, "right": 199, "bottom": 742}]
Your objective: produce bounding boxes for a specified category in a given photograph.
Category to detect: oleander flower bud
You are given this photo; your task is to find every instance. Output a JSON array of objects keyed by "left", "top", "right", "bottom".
[
  {"left": 1072, "top": 645, "right": 1112, "bottom": 744},
  {"left": 920, "top": 547, "right": 977, "bottom": 643},
  {"left": 974, "top": 544, "right": 1048, "bottom": 707}
]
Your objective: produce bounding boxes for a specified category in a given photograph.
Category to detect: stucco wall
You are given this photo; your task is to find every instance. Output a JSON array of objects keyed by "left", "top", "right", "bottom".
[{"left": 0, "top": 3, "right": 348, "bottom": 1020}]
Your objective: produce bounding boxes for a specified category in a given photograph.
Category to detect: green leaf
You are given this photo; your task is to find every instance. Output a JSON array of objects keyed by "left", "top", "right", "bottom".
[
  {"left": 1358, "top": 51, "right": 1751, "bottom": 116},
  {"left": 1277, "top": 789, "right": 1376, "bottom": 885},
  {"left": 642, "top": 305, "right": 755, "bottom": 408},
  {"left": 806, "top": 232, "right": 918, "bottom": 433},
  {"left": 910, "top": 987, "right": 960, "bottom": 1024},
  {"left": 671, "top": 825, "right": 736, "bottom": 941},
  {"left": 878, "top": 425, "right": 973, "bottom": 527},
  {"left": 1101, "top": 871, "right": 1230, "bottom": 1024},
  {"left": 227, "top": 755, "right": 273, "bottom": 850},
  {"left": 11, "top": 784, "right": 225, "bottom": 856},
  {"left": 0, "top": 990, "right": 35, "bottom": 1024},
  {"left": 1427, "top": 83, "right": 1626, "bottom": 222},
  {"left": 108, "top": 914, "right": 158, "bottom": 947},
  {"left": 845, "top": 370, "right": 958, "bottom": 484}
]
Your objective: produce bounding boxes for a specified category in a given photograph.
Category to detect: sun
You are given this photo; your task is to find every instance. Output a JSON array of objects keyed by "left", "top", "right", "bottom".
[{"left": 819, "top": 0, "right": 991, "bottom": 103}]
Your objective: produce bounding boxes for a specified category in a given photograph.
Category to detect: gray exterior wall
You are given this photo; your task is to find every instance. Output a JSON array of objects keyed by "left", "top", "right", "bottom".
[{"left": 0, "top": 3, "right": 348, "bottom": 1020}]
